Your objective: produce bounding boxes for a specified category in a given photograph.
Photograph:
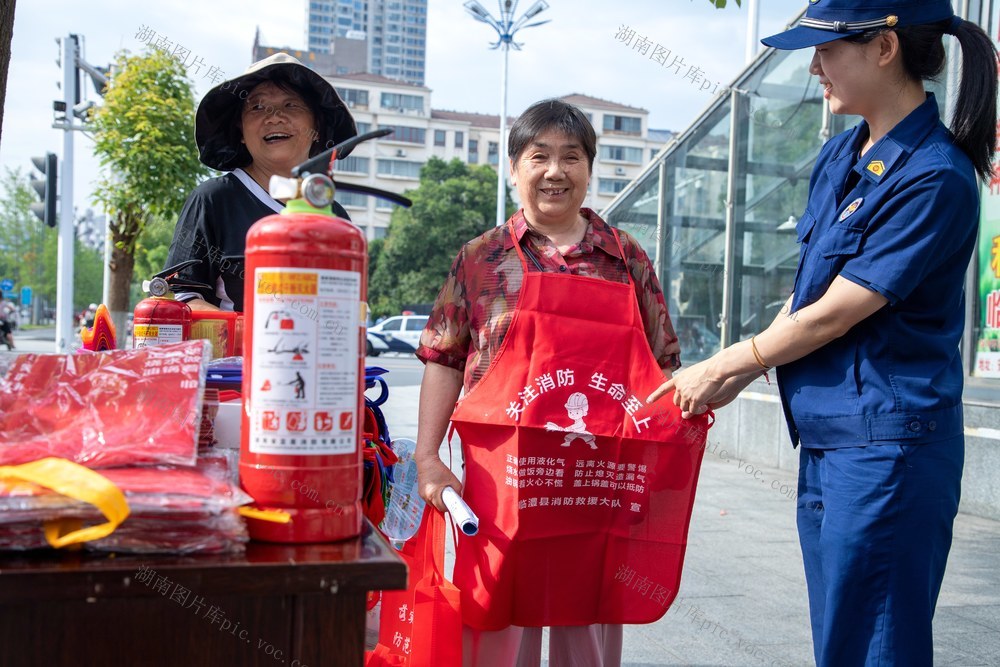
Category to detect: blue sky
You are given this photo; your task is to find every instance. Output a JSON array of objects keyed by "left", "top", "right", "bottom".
[{"left": 0, "top": 0, "right": 806, "bottom": 214}]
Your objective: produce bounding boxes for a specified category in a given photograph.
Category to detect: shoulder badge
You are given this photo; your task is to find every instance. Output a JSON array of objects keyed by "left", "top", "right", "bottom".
[{"left": 839, "top": 197, "right": 863, "bottom": 222}]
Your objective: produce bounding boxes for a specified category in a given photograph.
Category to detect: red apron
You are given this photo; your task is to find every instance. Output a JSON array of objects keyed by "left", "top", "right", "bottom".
[{"left": 450, "top": 222, "right": 712, "bottom": 630}]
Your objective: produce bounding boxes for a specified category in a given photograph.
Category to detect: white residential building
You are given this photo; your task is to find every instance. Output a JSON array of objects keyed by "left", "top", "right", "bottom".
[{"left": 323, "top": 73, "right": 672, "bottom": 239}]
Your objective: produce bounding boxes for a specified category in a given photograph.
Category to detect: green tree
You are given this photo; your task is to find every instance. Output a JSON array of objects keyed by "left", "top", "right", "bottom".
[
  {"left": 90, "top": 48, "right": 208, "bottom": 342},
  {"left": 0, "top": 168, "right": 49, "bottom": 319},
  {"left": 703, "top": 0, "right": 740, "bottom": 7},
  {"left": 131, "top": 215, "right": 177, "bottom": 304},
  {"left": 37, "top": 234, "right": 104, "bottom": 315},
  {"left": 367, "top": 158, "right": 512, "bottom": 318},
  {"left": 0, "top": 169, "right": 104, "bottom": 323}
]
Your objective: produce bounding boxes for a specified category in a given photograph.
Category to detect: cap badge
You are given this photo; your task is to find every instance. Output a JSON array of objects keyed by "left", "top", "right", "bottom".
[{"left": 886, "top": 15, "right": 899, "bottom": 27}]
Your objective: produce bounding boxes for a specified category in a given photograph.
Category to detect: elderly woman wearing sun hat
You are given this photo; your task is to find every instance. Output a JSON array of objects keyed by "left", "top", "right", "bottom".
[{"left": 164, "top": 52, "right": 357, "bottom": 312}]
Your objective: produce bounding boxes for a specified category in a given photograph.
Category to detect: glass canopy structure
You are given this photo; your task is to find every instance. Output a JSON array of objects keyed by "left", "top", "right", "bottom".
[{"left": 602, "top": 11, "right": 956, "bottom": 368}]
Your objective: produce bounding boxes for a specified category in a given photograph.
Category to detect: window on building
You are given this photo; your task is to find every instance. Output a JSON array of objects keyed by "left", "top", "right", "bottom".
[
  {"left": 337, "top": 88, "right": 368, "bottom": 107},
  {"left": 355, "top": 122, "right": 371, "bottom": 134},
  {"left": 337, "top": 190, "right": 368, "bottom": 208},
  {"left": 599, "top": 145, "right": 643, "bottom": 163},
  {"left": 455, "top": 131, "right": 464, "bottom": 149},
  {"left": 487, "top": 141, "right": 499, "bottom": 166},
  {"left": 338, "top": 156, "right": 369, "bottom": 174},
  {"left": 603, "top": 115, "right": 642, "bottom": 135},
  {"left": 434, "top": 129, "right": 446, "bottom": 147},
  {"left": 379, "top": 125, "right": 426, "bottom": 144},
  {"left": 381, "top": 92, "right": 424, "bottom": 113},
  {"left": 373, "top": 226, "right": 389, "bottom": 239},
  {"left": 377, "top": 159, "right": 422, "bottom": 178},
  {"left": 598, "top": 178, "right": 630, "bottom": 195},
  {"left": 468, "top": 139, "right": 479, "bottom": 163}
]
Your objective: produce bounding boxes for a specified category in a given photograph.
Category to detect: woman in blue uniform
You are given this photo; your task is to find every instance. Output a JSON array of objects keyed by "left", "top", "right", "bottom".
[{"left": 649, "top": 1, "right": 997, "bottom": 665}]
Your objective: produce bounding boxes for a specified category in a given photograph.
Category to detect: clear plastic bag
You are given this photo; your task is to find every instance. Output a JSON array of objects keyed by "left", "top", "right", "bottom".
[
  {"left": 0, "top": 451, "right": 252, "bottom": 521},
  {"left": 0, "top": 341, "right": 210, "bottom": 468}
]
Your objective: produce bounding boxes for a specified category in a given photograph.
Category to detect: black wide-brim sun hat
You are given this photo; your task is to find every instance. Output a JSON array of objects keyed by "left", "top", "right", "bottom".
[
  {"left": 761, "top": 0, "right": 957, "bottom": 50},
  {"left": 195, "top": 52, "right": 357, "bottom": 171}
]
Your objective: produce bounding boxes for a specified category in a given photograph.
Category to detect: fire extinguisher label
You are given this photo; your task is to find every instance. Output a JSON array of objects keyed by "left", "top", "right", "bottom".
[
  {"left": 133, "top": 324, "right": 184, "bottom": 347},
  {"left": 249, "top": 268, "right": 360, "bottom": 455}
]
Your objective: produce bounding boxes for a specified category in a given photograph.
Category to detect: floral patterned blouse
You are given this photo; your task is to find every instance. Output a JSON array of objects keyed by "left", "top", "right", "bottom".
[{"left": 416, "top": 208, "right": 681, "bottom": 392}]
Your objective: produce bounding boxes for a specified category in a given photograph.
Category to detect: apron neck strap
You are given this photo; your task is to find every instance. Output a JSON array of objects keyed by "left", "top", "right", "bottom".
[
  {"left": 508, "top": 218, "right": 544, "bottom": 272},
  {"left": 508, "top": 216, "right": 634, "bottom": 289},
  {"left": 607, "top": 227, "right": 634, "bottom": 289}
]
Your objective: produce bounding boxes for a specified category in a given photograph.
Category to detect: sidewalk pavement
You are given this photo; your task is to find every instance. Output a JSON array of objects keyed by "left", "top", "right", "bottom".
[
  {"left": 381, "top": 384, "right": 1000, "bottom": 667},
  {"left": 4, "top": 326, "right": 60, "bottom": 354}
]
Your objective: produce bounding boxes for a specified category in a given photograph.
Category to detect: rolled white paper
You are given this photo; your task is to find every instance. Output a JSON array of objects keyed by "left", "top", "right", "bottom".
[{"left": 442, "top": 487, "right": 479, "bottom": 536}]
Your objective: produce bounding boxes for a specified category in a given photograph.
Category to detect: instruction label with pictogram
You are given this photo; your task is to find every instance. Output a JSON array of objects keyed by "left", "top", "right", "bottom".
[
  {"left": 133, "top": 323, "right": 184, "bottom": 348},
  {"left": 248, "top": 267, "right": 360, "bottom": 455}
]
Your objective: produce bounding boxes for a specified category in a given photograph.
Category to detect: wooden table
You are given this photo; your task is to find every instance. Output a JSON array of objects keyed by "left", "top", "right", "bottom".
[{"left": 0, "top": 520, "right": 406, "bottom": 667}]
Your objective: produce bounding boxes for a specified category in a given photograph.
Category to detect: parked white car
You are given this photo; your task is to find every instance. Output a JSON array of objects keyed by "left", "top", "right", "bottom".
[{"left": 366, "top": 315, "right": 428, "bottom": 356}]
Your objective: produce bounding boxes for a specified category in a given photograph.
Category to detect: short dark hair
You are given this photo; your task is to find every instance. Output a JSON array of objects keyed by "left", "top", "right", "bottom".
[{"left": 508, "top": 99, "right": 597, "bottom": 170}]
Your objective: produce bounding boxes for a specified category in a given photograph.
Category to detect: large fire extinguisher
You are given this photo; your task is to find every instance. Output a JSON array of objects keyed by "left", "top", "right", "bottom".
[
  {"left": 133, "top": 259, "right": 206, "bottom": 349},
  {"left": 240, "top": 130, "right": 407, "bottom": 543}
]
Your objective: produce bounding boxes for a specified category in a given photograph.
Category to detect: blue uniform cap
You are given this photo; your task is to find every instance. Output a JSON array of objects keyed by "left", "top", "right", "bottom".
[{"left": 761, "top": 0, "right": 957, "bottom": 50}]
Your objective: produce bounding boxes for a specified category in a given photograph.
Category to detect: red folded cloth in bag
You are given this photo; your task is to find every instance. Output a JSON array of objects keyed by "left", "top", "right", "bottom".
[
  {"left": 367, "top": 508, "right": 462, "bottom": 667},
  {"left": 0, "top": 510, "right": 248, "bottom": 554},
  {"left": 0, "top": 452, "right": 251, "bottom": 521},
  {"left": 0, "top": 341, "right": 210, "bottom": 468}
]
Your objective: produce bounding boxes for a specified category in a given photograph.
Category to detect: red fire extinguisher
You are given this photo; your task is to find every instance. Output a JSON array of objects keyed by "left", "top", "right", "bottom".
[
  {"left": 133, "top": 260, "right": 206, "bottom": 349},
  {"left": 240, "top": 131, "right": 405, "bottom": 543}
]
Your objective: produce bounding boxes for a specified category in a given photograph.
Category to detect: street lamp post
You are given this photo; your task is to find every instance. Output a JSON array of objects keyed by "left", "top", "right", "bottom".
[{"left": 463, "top": 0, "right": 550, "bottom": 227}]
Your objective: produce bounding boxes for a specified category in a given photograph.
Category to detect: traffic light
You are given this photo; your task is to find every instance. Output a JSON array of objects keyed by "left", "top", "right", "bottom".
[{"left": 30, "top": 153, "right": 58, "bottom": 228}]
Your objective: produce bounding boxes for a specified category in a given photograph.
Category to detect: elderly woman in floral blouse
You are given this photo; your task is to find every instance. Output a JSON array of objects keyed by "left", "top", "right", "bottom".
[{"left": 414, "top": 99, "right": 682, "bottom": 667}]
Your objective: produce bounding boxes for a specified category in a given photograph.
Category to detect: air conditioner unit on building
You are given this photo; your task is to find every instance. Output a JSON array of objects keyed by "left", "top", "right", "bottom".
[
  {"left": 396, "top": 149, "right": 407, "bottom": 158},
  {"left": 615, "top": 166, "right": 627, "bottom": 176}
]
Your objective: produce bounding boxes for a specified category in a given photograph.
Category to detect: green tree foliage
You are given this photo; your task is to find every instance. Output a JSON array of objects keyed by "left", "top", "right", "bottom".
[
  {"left": 131, "top": 215, "right": 177, "bottom": 303},
  {"left": 37, "top": 233, "right": 104, "bottom": 314},
  {"left": 0, "top": 168, "right": 48, "bottom": 313},
  {"left": 0, "top": 169, "right": 103, "bottom": 320},
  {"left": 0, "top": 169, "right": 44, "bottom": 288},
  {"left": 90, "top": 48, "right": 207, "bottom": 329},
  {"left": 703, "top": 0, "right": 741, "bottom": 7},
  {"left": 367, "top": 157, "right": 512, "bottom": 318}
]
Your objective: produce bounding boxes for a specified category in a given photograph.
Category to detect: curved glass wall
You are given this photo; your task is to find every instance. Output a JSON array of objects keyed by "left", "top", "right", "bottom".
[{"left": 606, "top": 39, "right": 854, "bottom": 364}]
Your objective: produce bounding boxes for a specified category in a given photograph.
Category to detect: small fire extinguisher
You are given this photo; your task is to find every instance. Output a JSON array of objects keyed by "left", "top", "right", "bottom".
[
  {"left": 133, "top": 259, "right": 208, "bottom": 349},
  {"left": 240, "top": 129, "right": 408, "bottom": 543}
]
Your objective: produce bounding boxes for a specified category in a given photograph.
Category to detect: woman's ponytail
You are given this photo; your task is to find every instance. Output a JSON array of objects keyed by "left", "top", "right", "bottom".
[{"left": 946, "top": 18, "right": 998, "bottom": 183}]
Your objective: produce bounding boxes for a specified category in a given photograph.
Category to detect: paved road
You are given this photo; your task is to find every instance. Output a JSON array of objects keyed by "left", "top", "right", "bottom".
[
  {"left": 378, "top": 384, "right": 1000, "bottom": 666},
  {"left": 367, "top": 353, "right": 424, "bottom": 387},
  {"left": 4, "top": 326, "right": 60, "bottom": 354},
  {"left": 10, "top": 327, "right": 428, "bottom": 386}
]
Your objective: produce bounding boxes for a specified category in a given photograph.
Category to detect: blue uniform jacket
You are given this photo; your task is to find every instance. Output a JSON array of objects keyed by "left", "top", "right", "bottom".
[{"left": 777, "top": 94, "right": 979, "bottom": 448}]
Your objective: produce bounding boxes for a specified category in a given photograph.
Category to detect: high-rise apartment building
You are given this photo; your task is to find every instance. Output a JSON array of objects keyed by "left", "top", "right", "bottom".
[{"left": 306, "top": 1, "right": 428, "bottom": 86}]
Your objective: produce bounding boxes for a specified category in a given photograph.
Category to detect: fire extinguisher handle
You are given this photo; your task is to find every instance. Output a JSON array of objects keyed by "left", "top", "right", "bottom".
[
  {"left": 154, "top": 258, "right": 201, "bottom": 280},
  {"left": 148, "top": 259, "right": 212, "bottom": 294},
  {"left": 291, "top": 129, "right": 395, "bottom": 178},
  {"left": 335, "top": 182, "right": 413, "bottom": 208}
]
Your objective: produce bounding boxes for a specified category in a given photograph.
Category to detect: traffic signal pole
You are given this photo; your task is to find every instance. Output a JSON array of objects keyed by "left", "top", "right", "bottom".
[{"left": 54, "top": 34, "right": 78, "bottom": 354}]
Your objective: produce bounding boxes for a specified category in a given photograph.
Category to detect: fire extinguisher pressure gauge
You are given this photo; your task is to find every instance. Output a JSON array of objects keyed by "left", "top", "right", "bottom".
[{"left": 301, "top": 173, "right": 335, "bottom": 210}]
